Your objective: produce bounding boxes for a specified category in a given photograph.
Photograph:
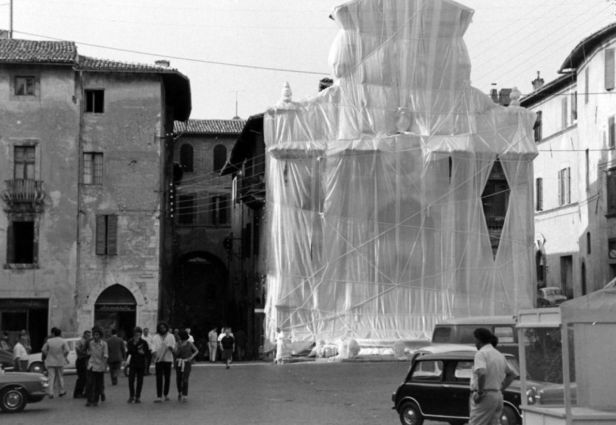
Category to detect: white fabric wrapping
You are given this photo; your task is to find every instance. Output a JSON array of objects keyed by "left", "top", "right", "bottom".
[{"left": 264, "top": 0, "right": 537, "bottom": 344}]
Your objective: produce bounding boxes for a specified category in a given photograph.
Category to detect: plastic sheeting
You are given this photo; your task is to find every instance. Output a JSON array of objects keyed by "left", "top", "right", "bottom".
[{"left": 264, "top": 0, "right": 537, "bottom": 344}]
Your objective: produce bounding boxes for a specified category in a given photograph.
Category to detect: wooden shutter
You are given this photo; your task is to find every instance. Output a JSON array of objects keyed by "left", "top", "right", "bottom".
[
  {"left": 606, "top": 48, "right": 615, "bottom": 91},
  {"left": 106, "top": 214, "right": 118, "bottom": 255},
  {"left": 610, "top": 116, "right": 616, "bottom": 149},
  {"left": 6, "top": 221, "right": 15, "bottom": 264},
  {"left": 536, "top": 178, "right": 543, "bottom": 211},
  {"left": 534, "top": 111, "right": 542, "bottom": 142},
  {"left": 607, "top": 170, "right": 616, "bottom": 215},
  {"left": 95, "top": 215, "right": 107, "bottom": 255},
  {"left": 561, "top": 97, "right": 568, "bottom": 129},
  {"left": 571, "top": 91, "right": 577, "bottom": 121}
]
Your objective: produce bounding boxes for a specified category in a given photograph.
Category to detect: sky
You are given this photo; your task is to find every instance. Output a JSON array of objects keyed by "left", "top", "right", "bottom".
[{"left": 1, "top": 0, "right": 615, "bottom": 120}]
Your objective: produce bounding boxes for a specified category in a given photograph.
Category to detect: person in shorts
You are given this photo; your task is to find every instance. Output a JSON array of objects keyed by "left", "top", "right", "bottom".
[{"left": 219, "top": 328, "right": 235, "bottom": 369}]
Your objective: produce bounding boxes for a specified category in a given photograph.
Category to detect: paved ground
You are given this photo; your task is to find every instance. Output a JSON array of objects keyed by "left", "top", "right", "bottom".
[{"left": 3, "top": 361, "right": 447, "bottom": 425}]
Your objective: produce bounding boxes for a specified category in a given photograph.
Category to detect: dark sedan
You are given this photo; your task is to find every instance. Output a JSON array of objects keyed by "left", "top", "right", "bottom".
[{"left": 392, "top": 351, "right": 535, "bottom": 425}]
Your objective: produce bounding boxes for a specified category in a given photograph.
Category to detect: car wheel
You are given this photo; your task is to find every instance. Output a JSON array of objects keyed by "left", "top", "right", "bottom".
[
  {"left": 398, "top": 401, "right": 424, "bottom": 425},
  {"left": 500, "top": 406, "right": 519, "bottom": 425},
  {"left": 28, "top": 361, "right": 45, "bottom": 374},
  {"left": 0, "top": 387, "right": 27, "bottom": 413}
]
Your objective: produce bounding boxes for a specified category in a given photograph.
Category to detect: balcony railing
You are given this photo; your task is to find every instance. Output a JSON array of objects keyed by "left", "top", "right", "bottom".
[{"left": 1, "top": 179, "right": 46, "bottom": 207}]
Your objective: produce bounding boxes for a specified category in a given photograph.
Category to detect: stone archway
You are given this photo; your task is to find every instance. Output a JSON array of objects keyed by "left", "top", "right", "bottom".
[
  {"left": 94, "top": 284, "right": 137, "bottom": 339},
  {"left": 171, "top": 252, "right": 228, "bottom": 340}
]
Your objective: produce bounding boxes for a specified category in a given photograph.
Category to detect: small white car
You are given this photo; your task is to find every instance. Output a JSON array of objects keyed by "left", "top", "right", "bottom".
[{"left": 26, "top": 337, "right": 81, "bottom": 373}]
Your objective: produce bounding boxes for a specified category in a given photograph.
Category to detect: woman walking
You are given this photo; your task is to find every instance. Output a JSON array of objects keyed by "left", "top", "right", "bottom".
[
  {"left": 86, "top": 327, "right": 108, "bottom": 407},
  {"left": 126, "top": 327, "right": 148, "bottom": 403},
  {"left": 175, "top": 330, "right": 198, "bottom": 402},
  {"left": 151, "top": 322, "right": 175, "bottom": 403},
  {"left": 42, "top": 327, "right": 69, "bottom": 398}
]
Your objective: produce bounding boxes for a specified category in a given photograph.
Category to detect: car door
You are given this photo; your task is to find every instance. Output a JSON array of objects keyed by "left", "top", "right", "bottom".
[
  {"left": 406, "top": 359, "right": 446, "bottom": 416},
  {"left": 442, "top": 360, "right": 473, "bottom": 419}
]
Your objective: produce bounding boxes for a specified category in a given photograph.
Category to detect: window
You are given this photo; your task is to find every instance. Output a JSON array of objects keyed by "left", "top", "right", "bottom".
[
  {"left": 83, "top": 152, "right": 103, "bottom": 185},
  {"left": 453, "top": 361, "right": 473, "bottom": 380},
  {"left": 536, "top": 178, "right": 543, "bottom": 211},
  {"left": 7, "top": 221, "right": 35, "bottom": 264},
  {"left": 534, "top": 111, "right": 542, "bottom": 143},
  {"left": 587, "top": 232, "right": 591, "bottom": 255},
  {"left": 561, "top": 96, "right": 568, "bottom": 129},
  {"left": 431, "top": 326, "right": 452, "bottom": 343},
  {"left": 558, "top": 167, "right": 571, "bottom": 206},
  {"left": 14, "top": 76, "right": 35, "bottom": 96},
  {"left": 494, "top": 326, "right": 514, "bottom": 344},
  {"left": 610, "top": 117, "right": 616, "bottom": 149},
  {"left": 607, "top": 168, "right": 616, "bottom": 216},
  {"left": 571, "top": 91, "right": 577, "bottom": 122},
  {"left": 213, "top": 144, "right": 227, "bottom": 172},
  {"left": 606, "top": 48, "right": 615, "bottom": 91},
  {"left": 585, "top": 67, "right": 590, "bottom": 104},
  {"left": 585, "top": 149, "right": 590, "bottom": 191},
  {"left": 178, "top": 195, "right": 195, "bottom": 225},
  {"left": 14, "top": 146, "right": 35, "bottom": 180},
  {"left": 211, "top": 195, "right": 230, "bottom": 226},
  {"left": 95, "top": 215, "right": 118, "bottom": 255},
  {"left": 481, "top": 159, "right": 510, "bottom": 257},
  {"left": 410, "top": 360, "right": 443, "bottom": 382},
  {"left": 180, "top": 144, "right": 194, "bottom": 172},
  {"left": 85, "top": 89, "right": 104, "bottom": 113}
]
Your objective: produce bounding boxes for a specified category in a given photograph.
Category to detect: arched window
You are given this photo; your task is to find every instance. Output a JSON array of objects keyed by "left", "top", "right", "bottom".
[
  {"left": 180, "top": 144, "right": 194, "bottom": 172},
  {"left": 213, "top": 144, "right": 227, "bottom": 172}
]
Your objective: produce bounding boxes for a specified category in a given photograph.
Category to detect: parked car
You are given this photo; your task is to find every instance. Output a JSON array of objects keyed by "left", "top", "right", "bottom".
[
  {"left": 0, "top": 351, "right": 12, "bottom": 370},
  {"left": 431, "top": 316, "right": 517, "bottom": 357},
  {"left": 26, "top": 337, "right": 80, "bottom": 373},
  {"left": 392, "top": 350, "right": 552, "bottom": 425},
  {"left": 0, "top": 371, "right": 48, "bottom": 413},
  {"left": 537, "top": 287, "right": 567, "bottom": 307}
]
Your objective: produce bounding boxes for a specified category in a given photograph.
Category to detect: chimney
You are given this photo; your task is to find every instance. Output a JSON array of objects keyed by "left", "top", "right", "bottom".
[
  {"left": 155, "top": 59, "right": 170, "bottom": 68},
  {"left": 318, "top": 77, "right": 333, "bottom": 92},
  {"left": 0, "top": 29, "right": 10, "bottom": 40},
  {"left": 532, "top": 71, "right": 544, "bottom": 91},
  {"left": 490, "top": 85, "right": 499, "bottom": 103},
  {"left": 499, "top": 88, "right": 512, "bottom": 106}
]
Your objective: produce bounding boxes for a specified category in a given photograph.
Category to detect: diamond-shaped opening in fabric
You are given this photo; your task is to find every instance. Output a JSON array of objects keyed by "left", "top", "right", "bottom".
[{"left": 481, "top": 159, "right": 510, "bottom": 259}]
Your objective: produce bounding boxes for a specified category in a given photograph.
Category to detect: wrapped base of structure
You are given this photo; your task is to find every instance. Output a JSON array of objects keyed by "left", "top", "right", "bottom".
[{"left": 264, "top": 0, "right": 537, "bottom": 346}]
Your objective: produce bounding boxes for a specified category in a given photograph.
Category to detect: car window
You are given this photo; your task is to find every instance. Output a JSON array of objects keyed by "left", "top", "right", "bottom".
[
  {"left": 432, "top": 326, "right": 451, "bottom": 343},
  {"left": 454, "top": 361, "right": 473, "bottom": 381},
  {"left": 458, "top": 326, "right": 476, "bottom": 344},
  {"left": 494, "top": 326, "right": 514, "bottom": 344},
  {"left": 411, "top": 360, "right": 443, "bottom": 382}
]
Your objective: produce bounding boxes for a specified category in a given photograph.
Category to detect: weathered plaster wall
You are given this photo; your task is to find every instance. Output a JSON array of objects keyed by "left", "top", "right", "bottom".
[
  {"left": 0, "top": 64, "right": 80, "bottom": 333},
  {"left": 76, "top": 72, "right": 163, "bottom": 332}
]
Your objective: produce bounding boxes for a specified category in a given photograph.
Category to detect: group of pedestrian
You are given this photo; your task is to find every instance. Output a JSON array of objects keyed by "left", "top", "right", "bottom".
[
  {"left": 205, "top": 326, "right": 238, "bottom": 368},
  {"left": 0, "top": 329, "right": 32, "bottom": 371},
  {"left": 72, "top": 322, "right": 199, "bottom": 406}
]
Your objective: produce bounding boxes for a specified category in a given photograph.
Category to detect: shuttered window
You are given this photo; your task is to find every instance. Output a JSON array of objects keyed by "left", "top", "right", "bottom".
[
  {"left": 534, "top": 111, "right": 542, "bottom": 143},
  {"left": 95, "top": 214, "right": 118, "bottom": 255},
  {"left": 610, "top": 116, "right": 616, "bottom": 149},
  {"left": 558, "top": 167, "right": 571, "bottom": 206},
  {"left": 83, "top": 152, "right": 104, "bottom": 184},
  {"left": 607, "top": 169, "right": 616, "bottom": 216},
  {"left": 606, "top": 48, "right": 615, "bottom": 91},
  {"left": 571, "top": 91, "right": 577, "bottom": 122},
  {"left": 561, "top": 96, "right": 568, "bottom": 129},
  {"left": 536, "top": 178, "right": 543, "bottom": 211}
]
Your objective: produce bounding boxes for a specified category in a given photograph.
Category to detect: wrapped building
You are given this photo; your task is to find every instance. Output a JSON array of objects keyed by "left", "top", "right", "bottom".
[{"left": 264, "top": 0, "right": 537, "bottom": 343}]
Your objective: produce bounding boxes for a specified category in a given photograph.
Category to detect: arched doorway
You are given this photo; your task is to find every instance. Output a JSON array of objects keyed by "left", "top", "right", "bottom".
[
  {"left": 171, "top": 252, "right": 228, "bottom": 342},
  {"left": 94, "top": 284, "right": 137, "bottom": 339}
]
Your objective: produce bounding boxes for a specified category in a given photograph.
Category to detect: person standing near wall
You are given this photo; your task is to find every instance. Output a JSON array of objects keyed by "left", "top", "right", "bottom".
[
  {"left": 86, "top": 326, "right": 108, "bottom": 407},
  {"left": 126, "top": 327, "right": 148, "bottom": 404},
  {"left": 174, "top": 330, "right": 198, "bottom": 402},
  {"left": 207, "top": 328, "right": 218, "bottom": 363},
  {"left": 151, "top": 322, "right": 175, "bottom": 403},
  {"left": 106, "top": 329, "right": 125, "bottom": 386},
  {"left": 42, "top": 327, "right": 69, "bottom": 398},
  {"left": 219, "top": 328, "right": 235, "bottom": 370},
  {"left": 73, "top": 330, "right": 91, "bottom": 399},
  {"left": 12, "top": 335, "right": 29, "bottom": 371}
]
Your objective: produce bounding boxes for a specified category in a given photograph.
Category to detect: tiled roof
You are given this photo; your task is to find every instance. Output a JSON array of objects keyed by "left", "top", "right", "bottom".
[
  {"left": 0, "top": 39, "right": 77, "bottom": 64},
  {"left": 174, "top": 119, "right": 246, "bottom": 135},
  {"left": 78, "top": 55, "right": 178, "bottom": 73}
]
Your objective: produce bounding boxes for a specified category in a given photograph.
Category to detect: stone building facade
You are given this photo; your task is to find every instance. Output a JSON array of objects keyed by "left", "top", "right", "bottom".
[
  {"left": 0, "top": 38, "right": 190, "bottom": 347},
  {"left": 522, "top": 23, "right": 616, "bottom": 299}
]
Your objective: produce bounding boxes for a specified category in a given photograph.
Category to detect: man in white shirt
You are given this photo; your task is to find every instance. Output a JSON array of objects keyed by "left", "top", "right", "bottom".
[
  {"left": 151, "top": 322, "right": 175, "bottom": 402},
  {"left": 13, "top": 336, "right": 29, "bottom": 371},
  {"left": 469, "top": 328, "right": 517, "bottom": 425}
]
